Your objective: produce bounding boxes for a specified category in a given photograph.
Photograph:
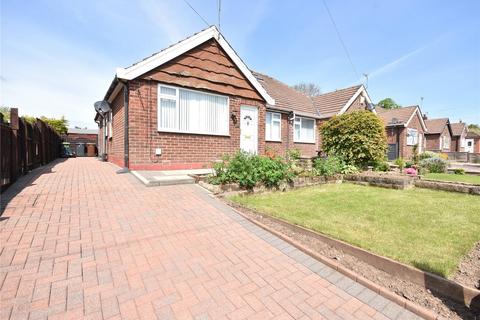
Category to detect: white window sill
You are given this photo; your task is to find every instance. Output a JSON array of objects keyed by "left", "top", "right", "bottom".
[
  {"left": 158, "top": 129, "right": 230, "bottom": 137},
  {"left": 266, "top": 139, "right": 282, "bottom": 142},
  {"left": 294, "top": 140, "right": 316, "bottom": 144}
]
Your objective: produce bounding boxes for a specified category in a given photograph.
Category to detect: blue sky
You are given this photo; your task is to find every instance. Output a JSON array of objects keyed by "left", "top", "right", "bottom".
[{"left": 1, "top": 0, "right": 479, "bottom": 128}]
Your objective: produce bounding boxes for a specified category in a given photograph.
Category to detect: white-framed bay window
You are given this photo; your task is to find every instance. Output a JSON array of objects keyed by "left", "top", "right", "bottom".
[
  {"left": 265, "top": 112, "right": 281, "bottom": 141},
  {"left": 442, "top": 135, "right": 450, "bottom": 150},
  {"left": 157, "top": 84, "right": 229, "bottom": 135},
  {"left": 294, "top": 116, "right": 315, "bottom": 143},
  {"left": 406, "top": 128, "right": 418, "bottom": 146}
]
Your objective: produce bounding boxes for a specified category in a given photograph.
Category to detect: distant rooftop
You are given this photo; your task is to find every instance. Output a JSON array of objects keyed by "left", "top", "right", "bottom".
[{"left": 68, "top": 128, "right": 98, "bottom": 135}]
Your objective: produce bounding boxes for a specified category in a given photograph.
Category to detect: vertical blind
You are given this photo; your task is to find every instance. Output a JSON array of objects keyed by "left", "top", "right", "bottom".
[{"left": 158, "top": 85, "right": 229, "bottom": 135}]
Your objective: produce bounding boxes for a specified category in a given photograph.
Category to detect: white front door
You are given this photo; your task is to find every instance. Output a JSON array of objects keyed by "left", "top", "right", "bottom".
[
  {"left": 465, "top": 139, "right": 474, "bottom": 153},
  {"left": 240, "top": 105, "right": 258, "bottom": 154}
]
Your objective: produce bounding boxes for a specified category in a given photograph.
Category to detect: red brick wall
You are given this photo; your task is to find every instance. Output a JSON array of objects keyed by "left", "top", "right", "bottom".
[
  {"left": 107, "top": 87, "right": 125, "bottom": 167},
  {"left": 344, "top": 95, "right": 367, "bottom": 113},
  {"left": 66, "top": 133, "right": 97, "bottom": 144},
  {"left": 265, "top": 113, "right": 319, "bottom": 158},
  {"left": 451, "top": 131, "right": 466, "bottom": 152},
  {"left": 127, "top": 79, "right": 266, "bottom": 170},
  {"left": 425, "top": 133, "right": 441, "bottom": 151}
]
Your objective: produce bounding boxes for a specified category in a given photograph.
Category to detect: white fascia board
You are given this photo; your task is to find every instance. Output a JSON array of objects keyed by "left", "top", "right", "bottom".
[
  {"left": 405, "top": 106, "right": 428, "bottom": 132},
  {"left": 115, "top": 26, "right": 275, "bottom": 105},
  {"left": 338, "top": 85, "right": 372, "bottom": 115}
]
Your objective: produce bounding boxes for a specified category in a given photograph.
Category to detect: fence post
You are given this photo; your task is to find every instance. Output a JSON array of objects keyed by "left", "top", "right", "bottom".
[{"left": 10, "top": 108, "right": 19, "bottom": 182}]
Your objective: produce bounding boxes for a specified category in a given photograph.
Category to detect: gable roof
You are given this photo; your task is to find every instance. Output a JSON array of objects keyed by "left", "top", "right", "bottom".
[
  {"left": 425, "top": 118, "right": 451, "bottom": 135},
  {"left": 312, "top": 85, "right": 372, "bottom": 118},
  {"left": 114, "top": 26, "right": 274, "bottom": 105},
  {"left": 252, "top": 71, "right": 319, "bottom": 118},
  {"left": 466, "top": 131, "right": 480, "bottom": 139},
  {"left": 450, "top": 122, "right": 467, "bottom": 137},
  {"left": 377, "top": 105, "right": 428, "bottom": 131}
]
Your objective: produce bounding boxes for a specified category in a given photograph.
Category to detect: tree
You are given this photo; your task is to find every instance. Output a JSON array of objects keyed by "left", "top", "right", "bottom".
[
  {"left": 320, "top": 110, "right": 387, "bottom": 167},
  {"left": 468, "top": 124, "right": 480, "bottom": 135},
  {"left": 377, "top": 98, "right": 400, "bottom": 110},
  {"left": 0, "top": 106, "right": 10, "bottom": 122},
  {"left": 40, "top": 116, "right": 69, "bottom": 135},
  {"left": 292, "top": 82, "right": 321, "bottom": 97}
]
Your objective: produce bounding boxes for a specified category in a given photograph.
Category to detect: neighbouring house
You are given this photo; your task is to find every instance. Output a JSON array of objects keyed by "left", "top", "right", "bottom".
[
  {"left": 94, "top": 26, "right": 373, "bottom": 170},
  {"left": 424, "top": 118, "right": 453, "bottom": 152},
  {"left": 465, "top": 131, "right": 480, "bottom": 153},
  {"left": 65, "top": 128, "right": 98, "bottom": 156},
  {"left": 450, "top": 122, "right": 468, "bottom": 152},
  {"left": 377, "top": 106, "right": 428, "bottom": 160},
  {"left": 253, "top": 72, "right": 373, "bottom": 158}
]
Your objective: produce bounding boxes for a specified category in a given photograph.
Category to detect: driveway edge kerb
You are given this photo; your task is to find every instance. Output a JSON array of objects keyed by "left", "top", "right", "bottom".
[{"left": 221, "top": 200, "right": 438, "bottom": 320}]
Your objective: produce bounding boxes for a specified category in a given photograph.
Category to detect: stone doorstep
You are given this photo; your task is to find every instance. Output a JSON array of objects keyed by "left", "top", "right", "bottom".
[{"left": 130, "top": 170, "right": 195, "bottom": 186}]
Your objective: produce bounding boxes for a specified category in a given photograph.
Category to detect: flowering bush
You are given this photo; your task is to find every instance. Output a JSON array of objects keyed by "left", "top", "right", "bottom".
[
  {"left": 420, "top": 157, "right": 448, "bottom": 173},
  {"left": 404, "top": 167, "right": 417, "bottom": 176}
]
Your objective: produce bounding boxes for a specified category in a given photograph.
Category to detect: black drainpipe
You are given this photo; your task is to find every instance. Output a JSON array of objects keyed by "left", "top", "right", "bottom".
[{"left": 117, "top": 80, "right": 129, "bottom": 174}]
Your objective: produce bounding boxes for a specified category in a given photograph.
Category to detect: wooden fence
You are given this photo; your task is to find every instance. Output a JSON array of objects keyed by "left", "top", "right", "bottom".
[
  {"left": 443, "top": 151, "right": 480, "bottom": 163},
  {"left": 1, "top": 108, "right": 62, "bottom": 191}
]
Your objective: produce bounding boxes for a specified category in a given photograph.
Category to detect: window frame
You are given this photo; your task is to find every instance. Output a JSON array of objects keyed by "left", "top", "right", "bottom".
[
  {"left": 293, "top": 116, "right": 316, "bottom": 144},
  {"left": 442, "top": 134, "right": 450, "bottom": 150},
  {"left": 265, "top": 111, "right": 282, "bottom": 142},
  {"left": 406, "top": 128, "right": 418, "bottom": 146},
  {"left": 157, "top": 84, "right": 230, "bottom": 136}
]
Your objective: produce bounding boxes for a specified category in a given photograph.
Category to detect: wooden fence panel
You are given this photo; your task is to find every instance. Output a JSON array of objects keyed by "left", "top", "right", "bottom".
[{"left": 1, "top": 109, "right": 62, "bottom": 192}]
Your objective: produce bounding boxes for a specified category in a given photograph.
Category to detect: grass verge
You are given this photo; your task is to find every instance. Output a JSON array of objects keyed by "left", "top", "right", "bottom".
[{"left": 424, "top": 173, "right": 480, "bottom": 184}]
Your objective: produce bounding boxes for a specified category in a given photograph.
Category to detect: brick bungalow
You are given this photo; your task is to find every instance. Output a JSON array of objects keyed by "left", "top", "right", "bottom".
[
  {"left": 253, "top": 72, "right": 373, "bottom": 158},
  {"left": 450, "top": 122, "right": 468, "bottom": 152},
  {"left": 377, "top": 106, "right": 428, "bottom": 160},
  {"left": 94, "top": 26, "right": 373, "bottom": 170},
  {"left": 424, "top": 118, "right": 453, "bottom": 152},
  {"left": 465, "top": 131, "right": 480, "bottom": 153}
]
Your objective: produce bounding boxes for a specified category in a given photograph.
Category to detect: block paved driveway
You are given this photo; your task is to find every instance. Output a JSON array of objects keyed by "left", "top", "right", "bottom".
[{"left": 0, "top": 158, "right": 420, "bottom": 320}]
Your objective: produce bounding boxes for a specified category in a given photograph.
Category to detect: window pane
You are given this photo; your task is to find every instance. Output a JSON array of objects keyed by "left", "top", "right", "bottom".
[
  {"left": 302, "top": 119, "right": 314, "bottom": 141},
  {"left": 273, "top": 113, "right": 281, "bottom": 121},
  {"left": 272, "top": 120, "right": 280, "bottom": 140},
  {"left": 294, "top": 123, "right": 301, "bottom": 140},
  {"left": 265, "top": 112, "right": 272, "bottom": 140},
  {"left": 178, "top": 89, "right": 228, "bottom": 134},
  {"left": 160, "top": 86, "right": 176, "bottom": 96},
  {"left": 159, "top": 98, "right": 176, "bottom": 129}
]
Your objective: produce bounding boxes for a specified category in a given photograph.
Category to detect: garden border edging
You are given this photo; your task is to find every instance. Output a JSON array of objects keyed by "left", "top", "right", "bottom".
[
  {"left": 223, "top": 199, "right": 480, "bottom": 314},
  {"left": 222, "top": 200, "right": 439, "bottom": 320}
]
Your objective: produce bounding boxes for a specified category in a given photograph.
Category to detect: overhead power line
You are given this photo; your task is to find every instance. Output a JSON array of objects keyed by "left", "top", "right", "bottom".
[
  {"left": 322, "top": 0, "right": 359, "bottom": 79},
  {"left": 182, "top": 0, "right": 210, "bottom": 27}
]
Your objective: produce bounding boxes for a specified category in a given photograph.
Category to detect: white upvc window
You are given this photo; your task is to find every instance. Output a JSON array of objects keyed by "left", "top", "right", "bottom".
[
  {"left": 294, "top": 116, "right": 315, "bottom": 143},
  {"left": 265, "top": 112, "right": 281, "bottom": 141},
  {"left": 157, "top": 84, "right": 229, "bottom": 135},
  {"left": 406, "top": 128, "right": 418, "bottom": 146},
  {"left": 442, "top": 135, "right": 450, "bottom": 150}
]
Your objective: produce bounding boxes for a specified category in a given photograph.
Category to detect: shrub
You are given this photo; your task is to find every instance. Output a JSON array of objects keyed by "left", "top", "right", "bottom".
[
  {"left": 405, "top": 161, "right": 414, "bottom": 168},
  {"left": 374, "top": 160, "right": 390, "bottom": 172},
  {"left": 438, "top": 153, "right": 449, "bottom": 160},
  {"left": 405, "top": 167, "right": 417, "bottom": 176},
  {"left": 454, "top": 168, "right": 465, "bottom": 175},
  {"left": 420, "top": 157, "right": 448, "bottom": 173},
  {"left": 341, "top": 164, "right": 359, "bottom": 174},
  {"left": 412, "top": 144, "right": 420, "bottom": 165},
  {"left": 313, "top": 156, "right": 344, "bottom": 176},
  {"left": 320, "top": 111, "right": 387, "bottom": 167},
  {"left": 286, "top": 148, "right": 301, "bottom": 161},
  {"left": 394, "top": 157, "right": 405, "bottom": 171},
  {"left": 209, "top": 151, "right": 292, "bottom": 189},
  {"left": 419, "top": 151, "right": 437, "bottom": 160}
]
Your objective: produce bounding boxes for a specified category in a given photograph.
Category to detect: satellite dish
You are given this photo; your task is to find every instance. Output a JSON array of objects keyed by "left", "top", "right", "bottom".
[{"left": 94, "top": 101, "right": 111, "bottom": 115}]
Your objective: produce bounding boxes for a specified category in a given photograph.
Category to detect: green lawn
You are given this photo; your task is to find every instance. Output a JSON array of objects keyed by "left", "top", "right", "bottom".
[
  {"left": 424, "top": 173, "right": 480, "bottom": 184},
  {"left": 229, "top": 184, "right": 480, "bottom": 277}
]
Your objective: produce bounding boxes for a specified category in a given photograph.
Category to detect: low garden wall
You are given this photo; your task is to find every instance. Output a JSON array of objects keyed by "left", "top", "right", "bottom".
[
  {"left": 344, "top": 172, "right": 416, "bottom": 189},
  {"left": 415, "top": 179, "right": 480, "bottom": 195},
  {"left": 197, "top": 175, "right": 343, "bottom": 195}
]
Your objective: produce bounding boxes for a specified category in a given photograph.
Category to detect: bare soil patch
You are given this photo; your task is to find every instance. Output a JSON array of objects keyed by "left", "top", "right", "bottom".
[
  {"left": 451, "top": 241, "right": 480, "bottom": 290},
  {"left": 225, "top": 199, "right": 479, "bottom": 320}
]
